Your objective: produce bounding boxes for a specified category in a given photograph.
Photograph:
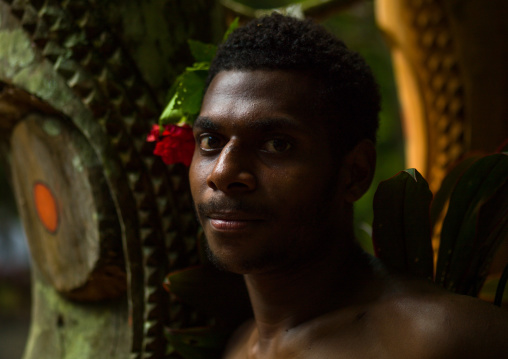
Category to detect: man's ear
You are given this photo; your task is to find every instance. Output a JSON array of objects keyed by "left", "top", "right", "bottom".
[{"left": 341, "top": 139, "right": 376, "bottom": 203}]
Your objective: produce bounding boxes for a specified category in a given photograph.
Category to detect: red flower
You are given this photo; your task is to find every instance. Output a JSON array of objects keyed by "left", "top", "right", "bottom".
[{"left": 147, "top": 124, "right": 195, "bottom": 166}]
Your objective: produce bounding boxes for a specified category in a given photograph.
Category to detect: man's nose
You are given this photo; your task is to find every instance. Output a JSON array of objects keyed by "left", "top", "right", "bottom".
[{"left": 206, "top": 142, "right": 256, "bottom": 193}]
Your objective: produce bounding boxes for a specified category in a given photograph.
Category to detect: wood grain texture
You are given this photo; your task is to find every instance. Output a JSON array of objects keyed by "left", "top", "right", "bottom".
[
  {"left": 23, "top": 267, "right": 130, "bottom": 359},
  {"left": 11, "top": 113, "right": 125, "bottom": 301}
]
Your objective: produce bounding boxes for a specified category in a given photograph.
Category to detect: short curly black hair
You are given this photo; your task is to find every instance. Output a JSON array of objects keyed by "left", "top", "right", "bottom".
[{"left": 207, "top": 13, "right": 381, "bottom": 154}]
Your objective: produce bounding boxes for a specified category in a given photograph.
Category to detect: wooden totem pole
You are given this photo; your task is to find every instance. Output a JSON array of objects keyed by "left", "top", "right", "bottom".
[
  {"left": 376, "top": 0, "right": 508, "bottom": 191},
  {"left": 0, "top": 1, "right": 224, "bottom": 358}
]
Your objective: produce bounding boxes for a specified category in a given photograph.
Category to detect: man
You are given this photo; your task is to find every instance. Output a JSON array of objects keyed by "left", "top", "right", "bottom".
[{"left": 188, "top": 14, "right": 508, "bottom": 358}]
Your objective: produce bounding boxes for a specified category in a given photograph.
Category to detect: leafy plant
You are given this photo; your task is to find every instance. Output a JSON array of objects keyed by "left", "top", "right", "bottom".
[
  {"left": 372, "top": 168, "right": 434, "bottom": 280},
  {"left": 373, "top": 149, "right": 508, "bottom": 305},
  {"left": 159, "top": 18, "right": 239, "bottom": 128},
  {"left": 164, "top": 265, "right": 252, "bottom": 359}
]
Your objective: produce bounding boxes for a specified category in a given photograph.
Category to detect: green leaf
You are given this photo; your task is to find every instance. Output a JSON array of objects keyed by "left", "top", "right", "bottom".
[
  {"left": 355, "top": 222, "right": 374, "bottom": 255},
  {"left": 180, "top": 71, "right": 208, "bottom": 115},
  {"left": 186, "top": 62, "right": 211, "bottom": 72},
  {"left": 495, "top": 262, "right": 508, "bottom": 307},
  {"left": 159, "top": 17, "right": 240, "bottom": 127},
  {"left": 372, "top": 172, "right": 406, "bottom": 271},
  {"left": 430, "top": 156, "right": 480, "bottom": 231},
  {"left": 188, "top": 39, "right": 217, "bottom": 63},
  {"left": 222, "top": 17, "right": 240, "bottom": 43},
  {"left": 453, "top": 179, "right": 508, "bottom": 295},
  {"left": 165, "top": 265, "right": 252, "bottom": 326},
  {"left": 160, "top": 70, "right": 208, "bottom": 124},
  {"left": 160, "top": 91, "right": 183, "bottom": 124},
  {"left": 372, "top": 169, "right": 433, "bottom": 279},
  {"left": 401, "top": 169, "right": 434, "bottom": 280},
  {"left": 436, "top": 153, "right": 508, "bottom": 292},
  {"left": 497, "top": 139, "right": 508, "bottom": 153},
  {"left": 165, "top": 326, "right": 231, "bottom": 359}
]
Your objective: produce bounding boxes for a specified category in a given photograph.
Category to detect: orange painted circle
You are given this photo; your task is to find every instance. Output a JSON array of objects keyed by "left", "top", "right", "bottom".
[{"left": 33, "top": 182, "right": 59, "bottom": 233}]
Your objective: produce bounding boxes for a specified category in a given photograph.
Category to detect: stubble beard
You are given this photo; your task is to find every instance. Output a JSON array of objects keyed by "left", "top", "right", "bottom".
[
  {"left": 201, "top": 170, "right": 343, "bottom": 275},
  {"left": 204, "top": 238, "right": 286, "bottom": 273}
]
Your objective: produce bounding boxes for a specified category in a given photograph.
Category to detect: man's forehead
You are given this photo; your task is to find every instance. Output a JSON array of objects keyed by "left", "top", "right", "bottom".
[
  {"left": 205, "top": 69, "right": 318, "bottom": 98},
  {"left": 193, "top": 115, "right": 303, "bottom": 133},
  {"left": 201, "top": 69, "right": 322, "bottom": 124}
]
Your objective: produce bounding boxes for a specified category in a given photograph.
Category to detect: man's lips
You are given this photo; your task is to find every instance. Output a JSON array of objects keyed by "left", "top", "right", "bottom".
[
  {"left": 196, "top": 200, "right": 270, "bottom": 232},
  {"left": 206, "top": 213, "right": 264, "bottom": 231}
]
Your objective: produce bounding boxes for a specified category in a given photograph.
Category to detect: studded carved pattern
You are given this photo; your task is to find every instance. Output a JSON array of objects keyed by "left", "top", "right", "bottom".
[
  {"left": 2, "top": 0, "right": 202, "bottom": 357},
  {"left": 404, "top": 0, "right": 466, "bottom": 192}
]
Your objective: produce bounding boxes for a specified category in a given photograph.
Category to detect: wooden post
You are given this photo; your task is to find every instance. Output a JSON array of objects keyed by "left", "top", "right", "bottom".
[
  {"left": 0, "top": 1, "right": 224, "bottom": 358},
  {"left": 376, "top": 0, "right": 508, "bottom": 191}
]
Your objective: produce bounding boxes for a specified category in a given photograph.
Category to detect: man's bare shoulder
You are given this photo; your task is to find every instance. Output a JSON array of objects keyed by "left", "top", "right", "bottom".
[
  {"left": 223, "top": 278, "right": 508, "bottom": 359},
  {"left": 363, "top": 278, "right": 508, "bottom": 358}
]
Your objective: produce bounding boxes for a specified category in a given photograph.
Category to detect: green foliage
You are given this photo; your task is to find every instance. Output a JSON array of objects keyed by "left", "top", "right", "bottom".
[
  {"left": 160, "top": 68, "right": 209, "bottom": 125},
  {"left": 372, "top": 169, "right": 434, "bottom": 280},
  {"left": 166, "top": 327, "right": 232, "bottom": 359},
  {"left": 230, "top": 0, "right": 305, "bottom": 9},
  {"left": 495, "top": 265, "right": 508, "bottom": 307},
  {"left": 429, "top": 156, "right": 480, "bottom": 230},
  {"left": 435, "top": 154, "right": 508, "bottom": 295},
  {"left": 159, "top": 19, "right": 239, "bottom": 127},
  {"left": 222, "top": 17, "right": 240, "bottom": 42},
  {"left": 373, "top": 152, "right": 508, "bottom": 303},
  {"left": 164, "top": 266, "right": 252, "bottom": 359},
  {"left": 164, "top": 266, "right": 251, "bottom": 322},
  {"left": 188, "top": 40, "right": 218, "bottom": 63},
  {"left": 226, "top": 0, "right": 356, "bottom": 12}
]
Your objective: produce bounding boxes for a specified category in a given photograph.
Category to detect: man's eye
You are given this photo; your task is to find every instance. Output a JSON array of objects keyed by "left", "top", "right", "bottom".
[
  {"left": 262, "top": 139, "right": 292, "bottom": 153},
  {"left": 199, "top": 135, "right": 223, "bottom": 150}
]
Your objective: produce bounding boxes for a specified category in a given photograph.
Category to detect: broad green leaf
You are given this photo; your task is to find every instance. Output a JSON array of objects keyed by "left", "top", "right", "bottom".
[
  {"left": 159, "top": 17, "right": 239, "bottom": 126},
  {"left": 160, "top": 70, "right": 208, "bottom": 124},
  {"left": 372, "top": 169, "right": 433, "bottom": 279},
  {"left": 160, "top": 71, "right": 188, "bottom": 123},
  {"left": 430, "top": 155, "right": 480, "bottom": 231},
  {"left": 478, "top": 277, "right": 505, "bottom": 303},
  {"left": 160, "top": 92, "right": 183, "bottom": 124},
  {"left": 179, "top": 71, "right": 208, "bottom": 115},
  {"left": 188, "top": 39, "right": 217, "bottom": 63},
  {"left": 187, "top": 62, "right": 211, "bottom": 72},
  {"left": 165, "top": 265, "right": 252, "bottom": 325},
  {"left": 355, "top": 222, "right": 374, "bottom": 255},
  {"left": 222, "top": 17, "right": 240, "bottom": 43},
  {"left": 372, "top": 171, "right": 406, "bottom": 271},
  {"left": 165, "top": 326, "right": 231, "bottom": 359},
  {"left": 495, "top": 263, "right": 508, "bottom": 307},
  {"left": 497, "top": 140, "right": 508, "bottom": 153},
  {"left": 436, "top": 153, "right": 508, "bottom": 291},
  {"left": 455, "top": 179, "right": 508, "bottom": 296},
  {"left": 401, "top": 169, "right": 433, "bottom": 280}
]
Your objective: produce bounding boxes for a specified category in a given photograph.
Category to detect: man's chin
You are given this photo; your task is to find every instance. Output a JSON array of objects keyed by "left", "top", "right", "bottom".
[
  {"left": 204, "top": 241, "right": 282, "bottom": 275},
  {"left": 205, "top": 244, "right": 230, "bottom": 272}
]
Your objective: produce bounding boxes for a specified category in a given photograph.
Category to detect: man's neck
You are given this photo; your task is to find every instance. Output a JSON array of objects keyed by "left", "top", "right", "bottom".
[{"left": 243, "top": 241, "right": 379, "bottom": 345}]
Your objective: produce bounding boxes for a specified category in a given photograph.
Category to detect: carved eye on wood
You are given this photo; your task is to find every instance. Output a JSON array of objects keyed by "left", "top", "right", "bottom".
[{"left": 10, "top": 113, "right": 126, "bottom": 301}]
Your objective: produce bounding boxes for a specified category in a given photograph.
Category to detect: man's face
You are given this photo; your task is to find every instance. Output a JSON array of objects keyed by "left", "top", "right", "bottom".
[{"left": 189, "top": 70, "right": 348, "bottom": 274}]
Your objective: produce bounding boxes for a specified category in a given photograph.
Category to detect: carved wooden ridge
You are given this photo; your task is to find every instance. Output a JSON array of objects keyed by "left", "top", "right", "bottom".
[
  {"left": 0, "top": 0, "right": 214, "bottom": 357},
  {"left": 376, "top": 0, "right": 508, "bottom": 192}
]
